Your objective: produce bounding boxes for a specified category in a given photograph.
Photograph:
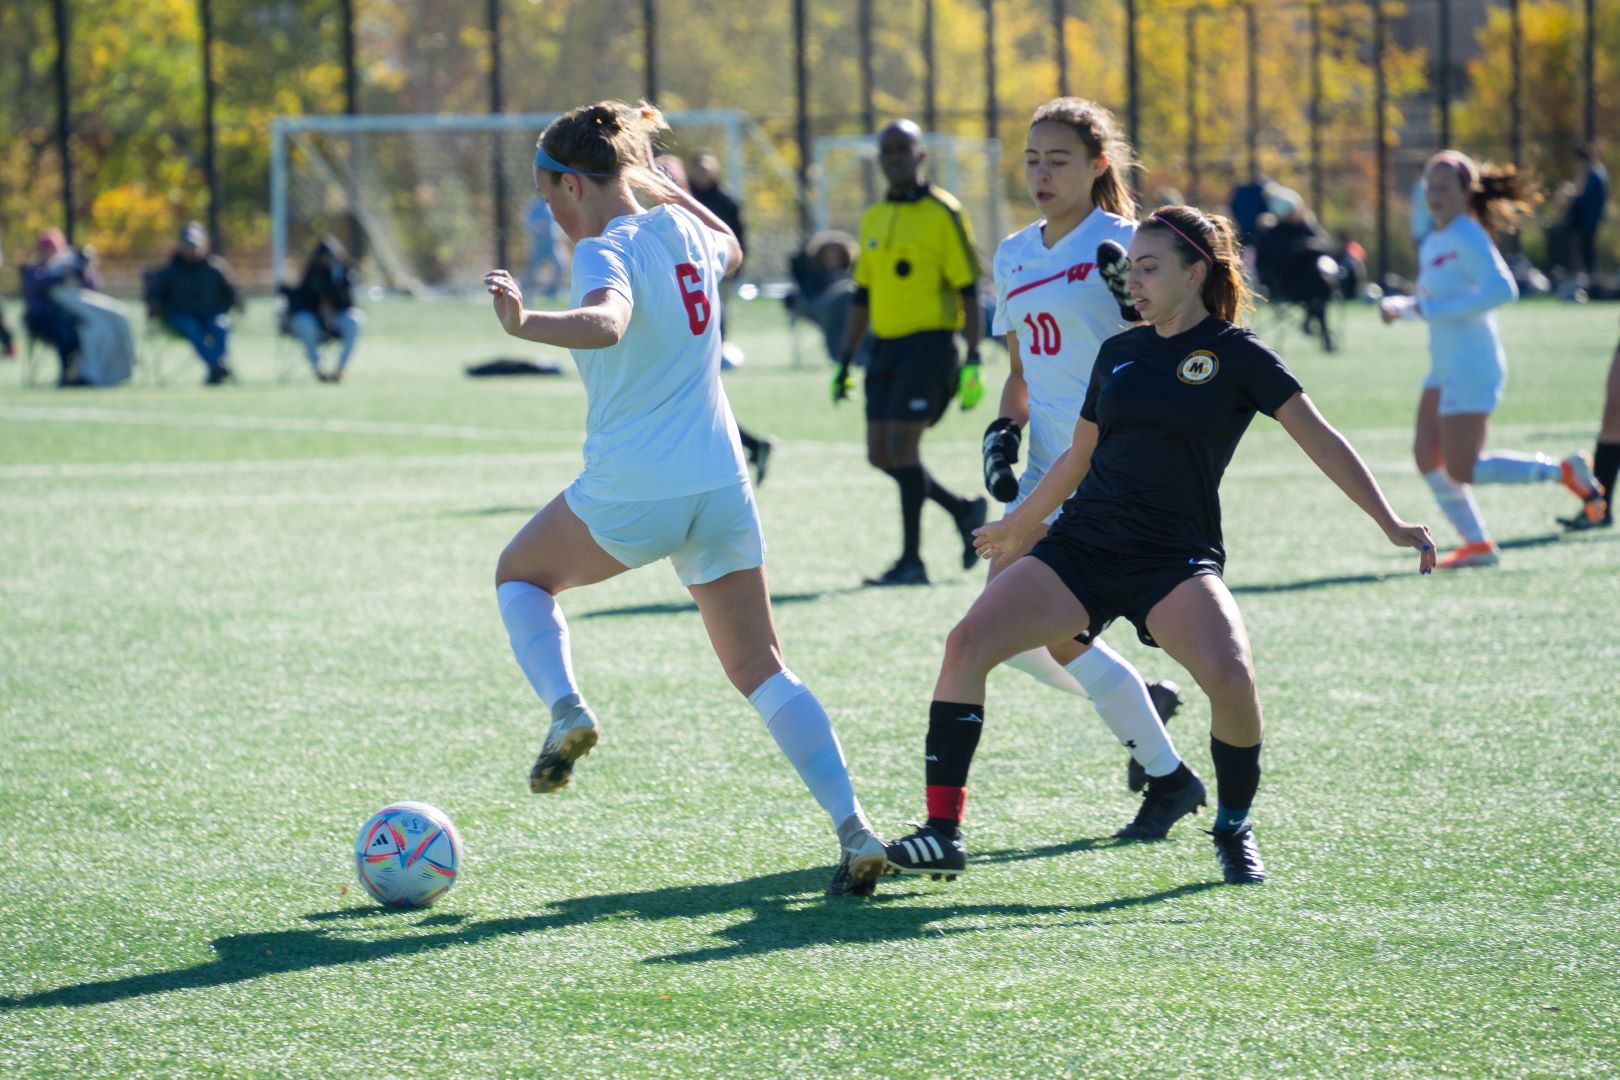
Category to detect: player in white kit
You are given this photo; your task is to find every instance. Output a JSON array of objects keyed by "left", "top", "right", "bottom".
[
  {"left": 484, "top": 101, "right": 888, "bottom": 896},
  {"left": 960, "top": 99, "right": 1204, "bottom": 846},
  {"left": 1381, "top": 150, "right": 1607, "bottom": 568}
]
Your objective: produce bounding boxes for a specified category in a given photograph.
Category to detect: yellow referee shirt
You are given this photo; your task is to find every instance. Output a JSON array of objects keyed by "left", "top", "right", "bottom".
[{"left": 853, "top": 183, "right": 981, "bottom": 339}]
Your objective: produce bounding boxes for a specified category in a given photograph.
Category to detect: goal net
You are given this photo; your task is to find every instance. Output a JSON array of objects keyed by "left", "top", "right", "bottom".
[{"left": 269, "top": 110, "right": 750, "bottom": 293}]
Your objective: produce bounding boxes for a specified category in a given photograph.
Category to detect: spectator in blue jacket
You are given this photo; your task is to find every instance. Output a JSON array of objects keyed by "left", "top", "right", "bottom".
[{"left": 1565, "top": 147, "right": 1609, "bottom": 283}]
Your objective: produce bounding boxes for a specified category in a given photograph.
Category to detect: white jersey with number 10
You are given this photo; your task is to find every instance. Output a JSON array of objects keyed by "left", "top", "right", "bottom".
[
  {"left": 567, "top": 203, "right": 748, "bottom": 502},
  {"left": 991, "top": 208, "right": 1137, "bottom": 476}
]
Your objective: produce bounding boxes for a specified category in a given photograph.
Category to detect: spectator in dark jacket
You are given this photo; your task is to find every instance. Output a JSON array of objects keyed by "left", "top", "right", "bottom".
[
  {"left": 286, "top": 235, "right": 363, "bottom": 383},
  {"left": 147, "top": 222, "right": 241, "bottom": 384}
]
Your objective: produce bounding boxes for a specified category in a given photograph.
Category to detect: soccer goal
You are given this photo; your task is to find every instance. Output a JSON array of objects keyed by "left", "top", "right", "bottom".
[
  {"left": 811, "top": 133, "right": 1009, "bottom": 260},
  {"left": 268, "top": 110, "right": 750, "bottom": 293}
]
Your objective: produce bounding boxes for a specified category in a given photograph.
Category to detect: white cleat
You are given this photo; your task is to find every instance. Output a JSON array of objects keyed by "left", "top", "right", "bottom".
[{"left": 529, "top": 696, "right": 600, "bottom": 794}]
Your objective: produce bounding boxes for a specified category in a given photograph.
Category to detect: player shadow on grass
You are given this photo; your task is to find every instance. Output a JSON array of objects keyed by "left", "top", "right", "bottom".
[
  {"left": 0, "top": 871, "right": 1216, "bottom": 1009},
  {"left": 580, "top": 590, "right": 854, "bottom": 619},
  {"left": 1230, "top": 530, "right": 1595, "bottom": 595}
]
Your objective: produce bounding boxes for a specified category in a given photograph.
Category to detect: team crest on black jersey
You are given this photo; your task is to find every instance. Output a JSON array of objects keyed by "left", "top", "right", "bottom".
[{"left": 1177, "top": 350, "right": 1219, "bottom": 385}]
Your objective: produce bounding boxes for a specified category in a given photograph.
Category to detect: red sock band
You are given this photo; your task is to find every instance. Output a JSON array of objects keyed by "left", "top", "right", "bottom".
[{"left": 925, "top": 785, "right": 967, "bottom": 823}]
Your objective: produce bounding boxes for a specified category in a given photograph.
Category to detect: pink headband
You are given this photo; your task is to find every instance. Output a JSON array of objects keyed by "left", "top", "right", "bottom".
[{"left": 1147, "top": 213, "right": 1213, "bottom": 264}]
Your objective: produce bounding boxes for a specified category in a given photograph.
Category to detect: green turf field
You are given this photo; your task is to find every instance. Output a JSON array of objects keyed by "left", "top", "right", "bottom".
[{"left": 2, "top": 296, "right": 1616, "bottom": 1077}]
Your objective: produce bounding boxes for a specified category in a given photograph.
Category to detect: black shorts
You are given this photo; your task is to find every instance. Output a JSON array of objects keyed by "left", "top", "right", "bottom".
[
  {"left": 864, "top": 330, "right": 959, "bottom": 425},
  {"left": 1028, "top": 532, "right": 1223, "bottom": 648}
]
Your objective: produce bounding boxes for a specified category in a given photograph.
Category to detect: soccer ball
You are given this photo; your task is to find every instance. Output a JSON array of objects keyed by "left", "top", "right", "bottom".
[{"left": 353, "top": 801, "right": 463, "bottom": 908}]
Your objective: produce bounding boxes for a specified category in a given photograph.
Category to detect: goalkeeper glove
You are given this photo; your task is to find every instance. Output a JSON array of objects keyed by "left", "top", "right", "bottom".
[
  {"left": 958, "top": 356, "right": 985, "bottom": 410},
  {"left": 982, "top": 417, "right": 1022, "bottom": 502},
  {"left": 1096, "top": 240, "right": 1140, "bottom": 322},
  {"left": 831, "top": 359, "right": 854, "bottom": 404}
]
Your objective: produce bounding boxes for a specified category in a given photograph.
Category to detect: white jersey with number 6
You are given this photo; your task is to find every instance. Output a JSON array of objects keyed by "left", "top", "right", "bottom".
[
  {"left": 991, "top": 209, "right": 1136, "bottom": 476},
  {"left": 567, "top": 203, "right": 748, "bottom": 502}
]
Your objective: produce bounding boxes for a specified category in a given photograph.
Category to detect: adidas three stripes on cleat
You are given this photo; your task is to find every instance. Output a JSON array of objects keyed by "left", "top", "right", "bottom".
[{"left": 883, "top": 823, "right": 967, "bottom": 879}]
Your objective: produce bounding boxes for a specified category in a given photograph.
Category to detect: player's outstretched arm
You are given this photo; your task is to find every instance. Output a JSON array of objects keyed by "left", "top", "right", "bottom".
[
  {"left": 484, "top": 272, "right": 631, "bottom": 349},
  {"left": 1275, "top": 391, "right": 1437, "bottom": 574},
  {"left": 973, "top": 413, "right": 1098, "bottom": 561},
  {"left": 630, "top": 165, "right": 744, "bottom": 277}
]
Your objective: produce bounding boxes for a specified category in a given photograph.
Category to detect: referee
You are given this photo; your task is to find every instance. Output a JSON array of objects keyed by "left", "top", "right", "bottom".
[{"left": 835, "top": 119, "right": 988, "bottom": 587}]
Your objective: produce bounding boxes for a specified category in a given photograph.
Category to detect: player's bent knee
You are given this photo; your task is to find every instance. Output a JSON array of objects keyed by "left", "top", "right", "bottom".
[
  {"left": 942, "top": 616, "right": 1003, "bottom": 678},
  {"left": 1196, "top": 658, "right": 1257, "bottom": 709}
]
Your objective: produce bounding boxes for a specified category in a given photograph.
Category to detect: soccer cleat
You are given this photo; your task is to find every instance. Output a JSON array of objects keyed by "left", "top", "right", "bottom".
[
  {"left": 1208, "top": 823, "right": 1267, "bottom": 884},
  {"left": 826, "top": 832, "right": 888, "bottom": 897},
  {"left": 528, "top": 697, "right": 600, "bottom": 794},
  {"left": 1127, "top": 679, "right": 1186, "bottom": 793},
  {"left": 1114, "top": 769, "right": 1207, "bottom": 840},
  {"left": 883, "top": 822, "right": 967, "bottom": 880},
  {"left": 1437, "top": 541, "right": 1500, "bottom": 570},
  {"left": 1557, "top": 512, "right": 1613, "bottom": 531},
  {"left": 1559, "top": 453, "right": 1609, "bottom": 524},
  {"left": 956, "top": 497, "right": 989, "bottom": 570},
  {"left": 863, "top": 559, "right": 929, "bottom": 587}
]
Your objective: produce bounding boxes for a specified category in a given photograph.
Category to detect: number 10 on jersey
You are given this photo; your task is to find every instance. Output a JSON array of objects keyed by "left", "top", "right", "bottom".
[{"left": 1022, "top": 311, "right": 1061, "bottom": 356}]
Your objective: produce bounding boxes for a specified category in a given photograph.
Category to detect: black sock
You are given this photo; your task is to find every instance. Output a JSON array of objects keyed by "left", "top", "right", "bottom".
[
  {"left": 738, "top": 427, "right": 762, "bottom": 455},
  {"left": 921, "top": 466, "right": 969, "bottom": 519},
  {"left": 924, "top": 700, "right": 985, "bottom": 832},
  {"left": 1209, "top": 736, "right": 1262, "bottom": 829},
  {"left": 1594, "top": 441, "right": 1619, "bottom": 523},
  {"left": 890, "top": 466, "right": 926, "bottom": 564}
]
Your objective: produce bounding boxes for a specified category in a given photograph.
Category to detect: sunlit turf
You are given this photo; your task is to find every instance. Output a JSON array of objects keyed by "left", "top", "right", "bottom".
[{"left": 2, "top": 297, "right": 1616, "bottom": 1076}]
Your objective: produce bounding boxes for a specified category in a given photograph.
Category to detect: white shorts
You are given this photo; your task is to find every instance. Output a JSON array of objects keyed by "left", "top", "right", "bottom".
[
  {"left": 1005, "top": 464, "right": 1064, "bottom": 527},
  {"left": 564, "top": 480, "right": 765, "bottom": 587},
  {"left": 1423, "top": 357, "right": 1506, "bottom": 416}
]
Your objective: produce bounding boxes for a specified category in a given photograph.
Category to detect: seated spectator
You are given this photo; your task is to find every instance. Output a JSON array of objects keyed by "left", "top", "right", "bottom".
[
  {"left": 785, "top": 230, "right": 860, "bottom": 362},
  {"left": 285, "top": 235, "right": 363, "bottom": 383},
  {"left": 21, "top": 228, "right": 96, "bottom": 385},
  {"left": 146, "top": 222, "right": 241, "bottom": 385}
]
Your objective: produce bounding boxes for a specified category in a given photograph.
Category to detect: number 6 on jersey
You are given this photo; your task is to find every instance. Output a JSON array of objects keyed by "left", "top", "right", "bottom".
[{"left": 676, "top": 263, "right": 711, "bottom": 335}]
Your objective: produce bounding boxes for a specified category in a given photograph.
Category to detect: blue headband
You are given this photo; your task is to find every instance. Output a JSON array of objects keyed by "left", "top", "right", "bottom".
[{"left": 534, "top": 145, "right": 612, "bottom": 178}]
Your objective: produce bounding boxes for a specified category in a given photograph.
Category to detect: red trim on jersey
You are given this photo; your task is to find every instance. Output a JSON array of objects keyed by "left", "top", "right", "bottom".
[{"left": 1005, "top": 260, "right": 1095, "bottom": 301}]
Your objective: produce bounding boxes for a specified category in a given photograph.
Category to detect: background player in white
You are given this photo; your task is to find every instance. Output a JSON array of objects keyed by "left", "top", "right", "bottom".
[
  {"left": 484, "top": 101, "right": 888, "bottom": 896},
  {"left": 1381, "top": 150, "right": 1607, "bottom": 568},
  {"left": 980, "top": 98, "right": 1204, "bottom": 840}
]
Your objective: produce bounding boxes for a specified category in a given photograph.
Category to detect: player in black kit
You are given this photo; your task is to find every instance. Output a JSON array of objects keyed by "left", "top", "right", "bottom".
[{"left": 881, "top": 205, "right": 1436, "bottom": 885}]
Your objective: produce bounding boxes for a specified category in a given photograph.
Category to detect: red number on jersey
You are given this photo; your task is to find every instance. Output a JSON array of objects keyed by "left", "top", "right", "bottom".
[
  {"left": 1021, "top": 311, "right": 1062, "bottom": 356},
  {"left": 675, "top": 263, "right": 711, "bottom": 335}
]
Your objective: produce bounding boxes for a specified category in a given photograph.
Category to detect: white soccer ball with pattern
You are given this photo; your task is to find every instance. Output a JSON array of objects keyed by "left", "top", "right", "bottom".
[{"left": 354, "top": 801, "right": 463, "bottom": 908}]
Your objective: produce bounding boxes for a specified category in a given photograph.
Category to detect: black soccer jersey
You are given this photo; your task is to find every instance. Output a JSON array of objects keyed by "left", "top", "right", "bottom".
[{"left": 1054, "top": 316, "right": 1302, "bottom": 563}]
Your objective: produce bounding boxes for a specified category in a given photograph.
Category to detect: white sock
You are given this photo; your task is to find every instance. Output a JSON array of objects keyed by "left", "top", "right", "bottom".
[
  {"left": 748, "top": 669, "right": 861, "bottom": 828},
  {"left": 1002, "top": 648, "right": 1087, "bottom": 697},
  {"left": 497, "top": 580, "right": 580, "bottom": 711},
  {"left": 1473, "top": 452, "right": 1560, "bottom": 485},
  {"left": 1423, "top": 468, "right": 1489, "bottom": 544},
  {"left": 1065, "top": 641, "right": 1182, "bottom": 778}
]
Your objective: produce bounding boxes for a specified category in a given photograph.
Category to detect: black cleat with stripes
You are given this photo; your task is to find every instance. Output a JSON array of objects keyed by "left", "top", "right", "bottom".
[{"left": 883, "top": 823, "right": 967, "bottom": 880}]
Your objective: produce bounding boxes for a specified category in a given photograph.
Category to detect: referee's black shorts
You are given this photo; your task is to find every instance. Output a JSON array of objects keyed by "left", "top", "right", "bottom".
[
  {"left": 864, "top": 329, "right": 959, "bottom": 426},
  {"left": 1028, "top": 531, "right": 1223, "bottom": 649}
]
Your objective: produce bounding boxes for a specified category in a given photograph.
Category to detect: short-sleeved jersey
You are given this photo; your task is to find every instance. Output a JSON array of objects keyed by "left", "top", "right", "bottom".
[
  {"left": 567, "top": 203, "right": 747, "bottom": 502},
  {"left": 991, "top": 209, "right": 1137, "bottom": 474},
  {"left": 852, "top": 183, "right": 980, "bottom": 339},
  {"left": 1415, "top": 213, "right": 1517, "bottom": 374},
  {"left": 1054, "top": 317, "right": 1302, "bottom": 563}
]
